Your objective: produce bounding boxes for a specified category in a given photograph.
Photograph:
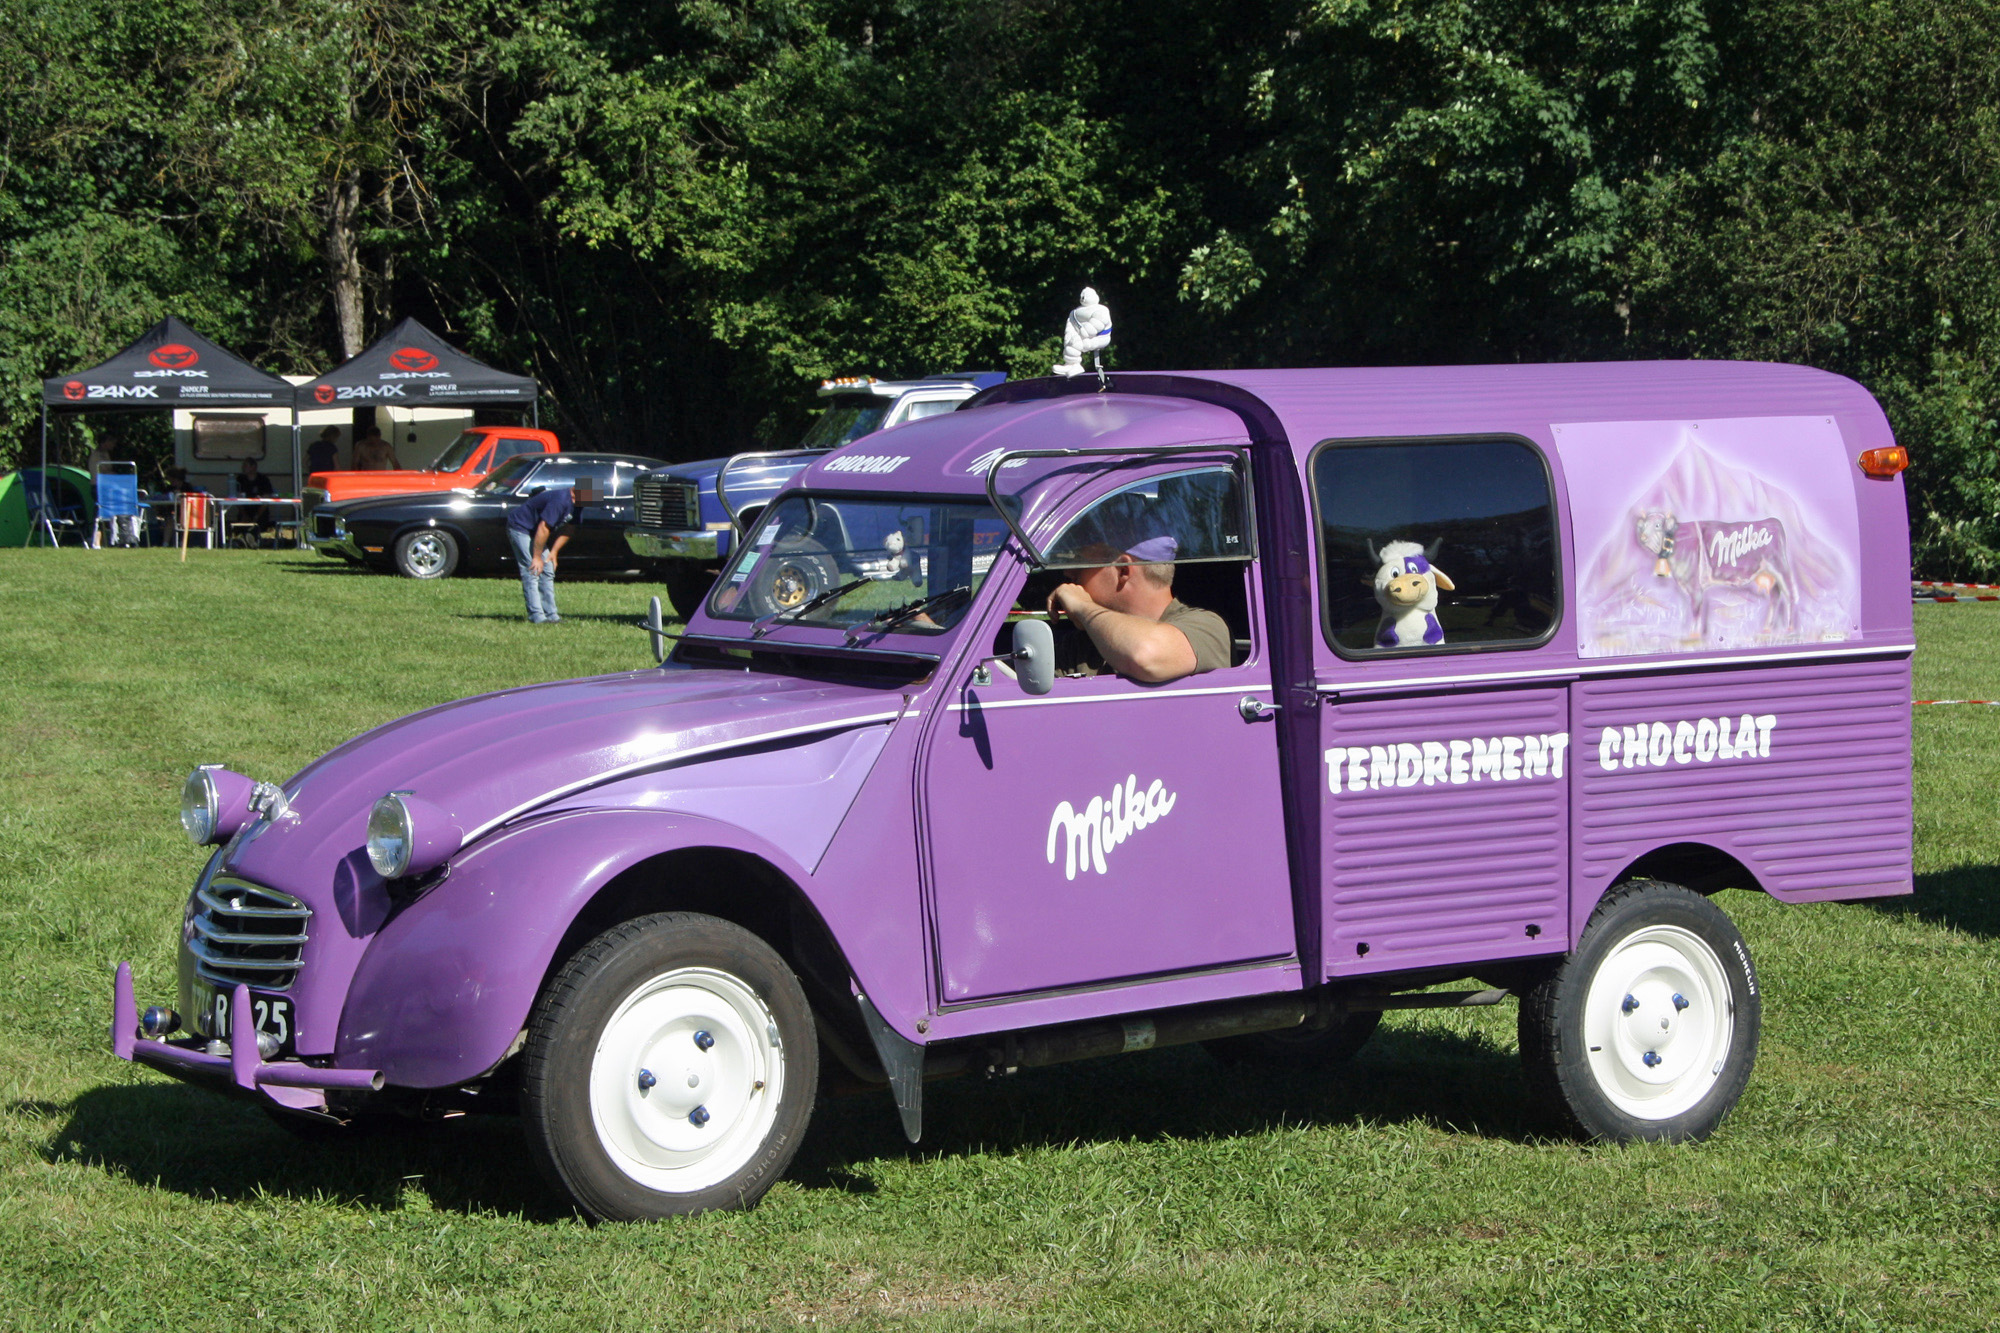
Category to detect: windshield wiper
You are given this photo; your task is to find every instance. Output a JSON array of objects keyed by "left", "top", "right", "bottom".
[
  {"left": 845, "top": 585, "right": 972, "bottom": 644},
  {"left": 751, "top": 576, "right": 876, "bottom": 638}
]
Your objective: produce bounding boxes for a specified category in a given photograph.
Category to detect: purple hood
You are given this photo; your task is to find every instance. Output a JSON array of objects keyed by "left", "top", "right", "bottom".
[{"left": 221, "top": 668, "right": 906, "bottom": 894}]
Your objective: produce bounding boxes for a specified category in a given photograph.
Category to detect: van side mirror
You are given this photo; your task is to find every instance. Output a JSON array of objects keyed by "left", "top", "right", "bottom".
[
  {"left": 1011, "top": 618, "right": 1054, "bottom": 695},
  {"left": 646, "top": 596, "right": 669, "bottom": 665}
]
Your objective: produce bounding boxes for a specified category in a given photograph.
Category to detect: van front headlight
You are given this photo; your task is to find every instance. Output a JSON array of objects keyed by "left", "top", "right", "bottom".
[
  {"left": 180, "top": 767, "right": 257, "bottom": 847},
  {"left": 366, "top": 792, "right": 462, "bottom": 879}
]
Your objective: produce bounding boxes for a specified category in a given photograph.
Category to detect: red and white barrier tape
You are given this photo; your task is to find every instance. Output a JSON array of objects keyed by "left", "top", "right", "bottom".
[
  {"left": 1915, "top": 699, "right": 2000, "bottom": 706},
  {"left": 1915, "top": 578, "right": 2000, "bottom": 602}
]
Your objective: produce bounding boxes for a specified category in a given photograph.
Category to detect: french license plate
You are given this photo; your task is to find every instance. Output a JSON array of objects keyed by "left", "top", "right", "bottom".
[{"left": 194, "top": 983, "right": 294, "bottom": 1054}]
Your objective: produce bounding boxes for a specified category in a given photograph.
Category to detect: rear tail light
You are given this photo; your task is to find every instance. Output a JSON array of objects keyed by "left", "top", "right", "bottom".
[{"left": 1859, "top": 445, "right": 1909, "bottom": 478}]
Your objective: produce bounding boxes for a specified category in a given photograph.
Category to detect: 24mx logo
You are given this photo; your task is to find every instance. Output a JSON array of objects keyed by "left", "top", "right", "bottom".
[
  {"left": 316, "top": 384, "right": 406, "bottom": 402},
  {"left": 148, "top": 343, "right": 200, "bottom": 369},
  {"left": 78, "top": 384, "right": 159, "bottom": 400},
  {"left": 388, "top": 346, "right": 438, "bottom": 372},
  {"left": 62, "top": 380, "right": 85, "bottom": 400}
]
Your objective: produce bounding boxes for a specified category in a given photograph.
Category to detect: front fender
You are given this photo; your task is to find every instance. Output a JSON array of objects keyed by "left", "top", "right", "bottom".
[{"left": 334, "top": 808, "right": 815, "bottom": 1088}]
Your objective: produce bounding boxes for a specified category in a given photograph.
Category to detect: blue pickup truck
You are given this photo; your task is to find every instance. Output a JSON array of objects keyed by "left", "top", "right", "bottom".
[{"left": 627, "top": 372, "right": 1004, "bottom": 614}]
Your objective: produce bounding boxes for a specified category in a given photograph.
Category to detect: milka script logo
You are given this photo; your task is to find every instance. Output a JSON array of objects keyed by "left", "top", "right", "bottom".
[
  {"left": 1708, "top": 523, "right": 1773, "bottom": 565},
  {"left": 1045, "top": 775, "right": 1177, "bottom": 880},
  {"left": 964, "top": 447, "right": 1029, "bottom": 475}
]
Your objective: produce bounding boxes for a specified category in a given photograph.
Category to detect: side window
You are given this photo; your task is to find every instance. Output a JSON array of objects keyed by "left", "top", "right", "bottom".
[
  {"left": 493, "top": 436, "right": 543, "bottom": 463},
  {"left": 1044, "top": 465, "right": 1251, "bottom": 569},
  {"left": 1030, "top": 464, "right": 1256, "bottom": 668},
  {"left": 1313, "top": 438, "right": 1558, "bottom": 654},
  {"left": 900, "top": 397, "right": 960, "bottom": 423}
]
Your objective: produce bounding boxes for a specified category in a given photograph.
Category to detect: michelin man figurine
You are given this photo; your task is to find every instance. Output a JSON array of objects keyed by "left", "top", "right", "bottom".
[{"left": 1053, "top": 287, "right": 1112, "bottom": 379}]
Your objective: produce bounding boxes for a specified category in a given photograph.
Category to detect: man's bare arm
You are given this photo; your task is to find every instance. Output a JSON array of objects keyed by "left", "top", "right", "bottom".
[{"left": 1048, "top": 584, "right": 1198, "bottom": 683}]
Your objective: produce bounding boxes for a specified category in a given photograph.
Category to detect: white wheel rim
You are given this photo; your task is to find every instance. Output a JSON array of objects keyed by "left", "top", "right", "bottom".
[
  {"left": 588, "top": 967, "right": 785, "bottom": 1194},
  {"left": 1581, "top": 924, "right": 1735, "bottom": 1120}
]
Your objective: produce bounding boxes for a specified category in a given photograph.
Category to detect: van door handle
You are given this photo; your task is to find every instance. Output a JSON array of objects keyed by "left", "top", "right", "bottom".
[{"left": 1238, "top": 696, "right": 1279, "bottom": 722}]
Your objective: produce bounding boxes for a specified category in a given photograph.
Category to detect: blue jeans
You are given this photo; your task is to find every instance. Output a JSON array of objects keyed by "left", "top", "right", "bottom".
[{"left": 509, "top": 527, "right": 558, "bottom": 622}]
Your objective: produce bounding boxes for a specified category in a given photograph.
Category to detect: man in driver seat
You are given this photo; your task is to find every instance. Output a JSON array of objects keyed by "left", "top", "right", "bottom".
[{"left": 1046, "top": 535, "right": 1231, "bottom": 684}]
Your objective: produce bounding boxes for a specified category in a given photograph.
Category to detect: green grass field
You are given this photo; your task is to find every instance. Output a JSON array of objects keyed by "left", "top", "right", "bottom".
[{"left": 2, "top": 548, "right": 1996, "bottom": 1331}]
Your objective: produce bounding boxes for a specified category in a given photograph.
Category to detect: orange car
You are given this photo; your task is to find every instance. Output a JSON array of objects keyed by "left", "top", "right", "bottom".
[{"left": 303, "top": 425, "right": 561, "bottom": 513}]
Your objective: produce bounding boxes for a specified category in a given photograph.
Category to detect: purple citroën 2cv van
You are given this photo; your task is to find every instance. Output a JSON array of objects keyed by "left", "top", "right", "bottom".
[{"left": 114, "top": 363, "right": 1915, "bottom": 1221}]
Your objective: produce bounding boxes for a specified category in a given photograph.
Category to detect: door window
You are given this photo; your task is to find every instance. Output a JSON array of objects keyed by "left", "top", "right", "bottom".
[
  {"left": 1313, "top": 438, "right": 1558, "bottom": 655},
  {"left": 492, "top": 436, "right": 544, "bottom": 464}
]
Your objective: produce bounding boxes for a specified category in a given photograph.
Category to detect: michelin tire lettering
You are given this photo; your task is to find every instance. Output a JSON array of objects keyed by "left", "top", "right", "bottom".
[{"left": 1046, "top": 775, "right": 1178, "bottom": 880}]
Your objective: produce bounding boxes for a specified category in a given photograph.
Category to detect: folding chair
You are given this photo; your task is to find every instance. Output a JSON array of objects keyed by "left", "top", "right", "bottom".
[
  {"left": 93, "top": 462, "right": 145, "bottom": 548},
  {"left": 176, "top": 493, "right": 215, "bottom": 551},
  {"left": 21, "top": 469, "right": 83, "bottom": 547}
]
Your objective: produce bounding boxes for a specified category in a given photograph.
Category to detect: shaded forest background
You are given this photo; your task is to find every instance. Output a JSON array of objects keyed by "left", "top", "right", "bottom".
[{"left": 2, "top": 0, "right": 1996, "bottom": 572}]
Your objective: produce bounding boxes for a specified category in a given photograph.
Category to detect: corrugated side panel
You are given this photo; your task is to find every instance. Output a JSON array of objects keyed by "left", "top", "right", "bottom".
[
  {"left": 1573, "top": 657, "right": 1913, "bottom": 904},
  {"left": 1322, "top": 685, "right": 1570, "bottom": 978}
]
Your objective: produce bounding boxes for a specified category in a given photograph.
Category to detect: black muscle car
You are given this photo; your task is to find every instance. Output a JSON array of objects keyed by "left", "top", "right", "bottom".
[{"left": 311, "top": 453, "right": 658, "bottom": 579}]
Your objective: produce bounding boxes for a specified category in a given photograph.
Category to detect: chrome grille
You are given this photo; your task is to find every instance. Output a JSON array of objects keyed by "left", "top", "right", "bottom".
[
  {"left": 635, "top": 475, "right": 700, "bottom": 531},
  {"left": 190, "top": 878, "right": 310, "bottom": 992},
  {"left": 313, "top": 513, "right": 339, "bottom": 540}
]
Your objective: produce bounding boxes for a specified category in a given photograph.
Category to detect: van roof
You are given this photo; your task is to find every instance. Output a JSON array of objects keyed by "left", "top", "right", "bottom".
[{"left": 796, "top": 361, "right": 1894, "bottom": 500}]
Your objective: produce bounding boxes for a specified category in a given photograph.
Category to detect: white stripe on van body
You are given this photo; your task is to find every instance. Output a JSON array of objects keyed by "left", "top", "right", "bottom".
[{"left": 1314, "top": 641, "right": 1916, "bottom": 697}]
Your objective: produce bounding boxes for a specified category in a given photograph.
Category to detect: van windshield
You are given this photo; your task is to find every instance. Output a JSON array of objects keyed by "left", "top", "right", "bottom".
[{"left": 703, "top": 495, "right": 1009, "bottom": 637}]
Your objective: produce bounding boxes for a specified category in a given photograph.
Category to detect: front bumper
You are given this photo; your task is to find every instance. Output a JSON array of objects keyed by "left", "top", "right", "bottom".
[
  {"left": 110, "top": 962, "right": 382, "bottom": 1112},
  {"left": 625, "top": 526, "right": 721, "bottom": 562},
  {"left": 305, "top": 519, "right": 362, "bottom": 560}
]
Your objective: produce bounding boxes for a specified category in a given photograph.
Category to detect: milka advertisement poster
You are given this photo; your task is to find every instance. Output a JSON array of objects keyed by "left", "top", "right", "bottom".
[{"left": 1553, "top": 417, "right": 1862, "bottom": 658}]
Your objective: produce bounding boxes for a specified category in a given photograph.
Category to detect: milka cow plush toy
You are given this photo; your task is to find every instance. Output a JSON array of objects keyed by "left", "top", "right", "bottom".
[{"left": 1372, "top": 541, "right": 1455, "bottom": 647}]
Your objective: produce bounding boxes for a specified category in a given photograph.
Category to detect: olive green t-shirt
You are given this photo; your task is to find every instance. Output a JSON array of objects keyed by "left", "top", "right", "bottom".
[{"left": 1057, "top": 598, "right": 1233, "bottom": 679}]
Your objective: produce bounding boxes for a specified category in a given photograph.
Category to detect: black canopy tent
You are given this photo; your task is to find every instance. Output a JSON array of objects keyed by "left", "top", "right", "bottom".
[
  {"left": 291, "top": 317, "right": 539, "bottom": 472},
  {"left": 36, "top": 317, "right": 296, "bottom": 527}
]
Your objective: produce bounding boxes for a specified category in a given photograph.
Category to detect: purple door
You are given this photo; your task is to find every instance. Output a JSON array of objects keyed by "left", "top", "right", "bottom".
[
  {"left": 1320, "top": 685, "right": 1571, "bottom": 978},
  {"left": 921, "top": 567, "right": 1297, "bottom": 1004}
]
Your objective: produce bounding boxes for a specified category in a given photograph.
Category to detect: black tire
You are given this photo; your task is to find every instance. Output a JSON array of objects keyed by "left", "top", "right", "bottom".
[
  {"left": 393, "top": 528, "right": 460, "bottom": 580},
  {"left": 740, "top": 538, "right": 838, "bottom": 619},
  {"left": 520, "top": 913, "right": 818, "bottom": 1221},
  {"left": 1204, "top": 1009, "right": 1381, "bottom": 1067},
  {"left": 658, "top": 562, "right": 717, "bottom": 620},
  {"left": 1518, "top": 880, "right": 1760, "bottom": 1143}
]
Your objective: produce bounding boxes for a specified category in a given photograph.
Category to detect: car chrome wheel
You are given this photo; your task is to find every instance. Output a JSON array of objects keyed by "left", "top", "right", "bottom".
[
  {"left": 406, "top": 534, "right": 449, "bottom": 575},
  {"left": 393, "top": 528, "right": 460, "bottom": 579}
]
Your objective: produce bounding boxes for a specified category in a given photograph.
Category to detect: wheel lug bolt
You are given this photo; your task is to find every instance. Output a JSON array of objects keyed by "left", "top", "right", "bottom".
[
  {"left": 689, "top": 1105, "right": 711, "bottom": 1127},
  {"left": 693, "top": 1030, "right": 715, "bottom": 1051},
  {"left": 636, "top": 1068, "right": 656, "bottom": 1091},
  {"left": 1621, "top": 994, "right": 1639, "bottom": 1015},
  {"left": 1672, "top": 993, "right": 1689, "bottom": 1011},
  {"left": 1642, "top": 1051, "right": 1662, "bottom": 1068}
]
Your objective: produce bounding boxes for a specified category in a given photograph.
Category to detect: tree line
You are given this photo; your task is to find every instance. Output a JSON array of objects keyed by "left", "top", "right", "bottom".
[{"left": 3, "top": 0, "right": 1996, "bottom": 571}]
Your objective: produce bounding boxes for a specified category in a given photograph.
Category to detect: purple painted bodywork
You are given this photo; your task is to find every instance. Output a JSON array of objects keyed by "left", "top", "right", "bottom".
[{"left": 114, "top": 360, "right": 1914, "bottom": 1107}]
